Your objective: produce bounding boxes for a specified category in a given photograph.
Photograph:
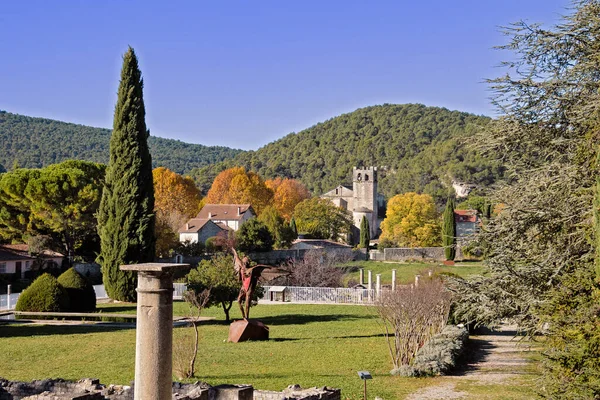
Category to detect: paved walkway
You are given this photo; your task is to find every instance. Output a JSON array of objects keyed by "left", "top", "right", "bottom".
[{"left": 405, "top": 324, "right": 538, "bottom": 400}]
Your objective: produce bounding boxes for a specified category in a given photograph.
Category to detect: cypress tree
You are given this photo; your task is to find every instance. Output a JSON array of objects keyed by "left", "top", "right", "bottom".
[
  {"left": 442, "top": 197, "right": 456, "bottom": 261},
  {"left": 97, "top": 47, "right": 155, "bottom": 302},
  {"left": 359, "top": 215, "right": 370, "bottom": 250},
  {"left": 289, "top": 216, "right": 298, "bottom": 238}
]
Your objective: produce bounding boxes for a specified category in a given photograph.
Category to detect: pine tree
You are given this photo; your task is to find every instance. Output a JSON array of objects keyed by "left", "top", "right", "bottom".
[
  {"left": 359, "top": 215, "right": 370, "bottom": 250},
  {"left": 442, "top": 197, "right": 456, "bottom": 261},
  {"left": 289, "top": 216, "right": 298, "bottom": 238},
  {"left": 97, "top": 47, "right": 155, "bottom": 302}
]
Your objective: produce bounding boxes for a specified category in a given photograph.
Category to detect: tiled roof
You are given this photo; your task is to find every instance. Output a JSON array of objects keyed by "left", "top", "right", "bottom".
[
  {"left": 455, "top": 209, "right": 478, "bottom": 223},
  {"left": 178, "top": 218, "right": 211, "bottom": 233},
  {"left": 178, "top": 218, "right": 233, "bottom": 234},
  {"left": 0, "top": 244, "right": 63, "bottom": 262},
  {"left": 196, "top": 204, "right": 254, "bottom": 221}
]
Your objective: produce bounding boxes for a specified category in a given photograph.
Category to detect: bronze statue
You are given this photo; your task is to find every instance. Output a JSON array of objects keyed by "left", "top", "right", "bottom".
[{"left": 231, "top": 248, "right": 271, "bottom": 320}]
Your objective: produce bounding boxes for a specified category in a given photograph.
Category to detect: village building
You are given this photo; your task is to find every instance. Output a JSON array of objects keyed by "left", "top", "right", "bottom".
[
  {"left": 455, "top": 209, "right": 480, "bottom": 240},
  {"left": 321, "top": 167, "right": 385, "bottom": 241},
  {"left": 0, "top": 244, "right": 64, "bottom": 279},
  {"left": 178, "top": 204, "right": 255, "bottom": 244}
]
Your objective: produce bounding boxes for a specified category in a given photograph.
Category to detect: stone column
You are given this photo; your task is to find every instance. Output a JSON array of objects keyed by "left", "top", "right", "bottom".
[
  {"left": 375, "top": 274, "right": 381, "bottom": 299},
  {"left": 367, "top": 270, "right": 372, "bottom": 290},
  {"left": 120, "top": 263, "right": 188, "bottom": 400},
  {"left": 415, "top": 274, "right": 421, "bottom": 287},
  {"left": 359, "top": 269, "right": 364, "bottom": 285},
  {"left": 391, "top": 270, "right": 396, "bottom": 292},
  {"left": 6, "top": 284, "right": 11, "bottom": 310}
]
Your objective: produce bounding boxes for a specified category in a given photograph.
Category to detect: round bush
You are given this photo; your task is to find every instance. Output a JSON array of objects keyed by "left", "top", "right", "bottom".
[
  {"left": 15, "top": 273, "right": 70, "bottom": 312},
  {"left": 57, "top": 267, "right": 96, "bottom": 312}
]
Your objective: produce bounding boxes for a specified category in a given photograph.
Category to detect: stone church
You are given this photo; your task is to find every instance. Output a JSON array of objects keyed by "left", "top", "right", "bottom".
[{"left": 321, "top": 166, "right": 385, "bottom": 241}]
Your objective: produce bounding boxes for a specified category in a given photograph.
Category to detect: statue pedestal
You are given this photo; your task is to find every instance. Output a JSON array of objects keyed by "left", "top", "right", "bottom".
[{"left": 228, "top": 319, "right": 269, "bottom": 343}]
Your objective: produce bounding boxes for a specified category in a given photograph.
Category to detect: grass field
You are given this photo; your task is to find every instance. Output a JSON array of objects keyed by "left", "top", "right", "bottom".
[
  {"left": 0, "top": 299, "right": 538, "bottom": 399},
  {"left": 342, "top": 260, "right": 486, "bottom": 285}
]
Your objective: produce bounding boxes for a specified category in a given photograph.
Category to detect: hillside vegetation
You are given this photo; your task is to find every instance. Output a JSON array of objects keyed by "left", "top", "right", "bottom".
[
  {"left": 0, "top": 111, "right": 242, "bottom": 174},
  {"left": 190, "top": 104, "right": 502, "bottom": 201}
]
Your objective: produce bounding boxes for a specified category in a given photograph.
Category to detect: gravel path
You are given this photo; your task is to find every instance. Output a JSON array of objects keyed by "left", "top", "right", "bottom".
[{"left": 405, "top": 324, "right": 536, "bottom": 400}]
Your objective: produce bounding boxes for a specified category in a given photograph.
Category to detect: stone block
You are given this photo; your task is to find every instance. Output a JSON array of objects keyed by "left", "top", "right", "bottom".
[
  {"left": 228, "top": 320, "right": 269, "bottom": 343},
  {"left": 210, "top": 385, "right": 253, "bottom": 400}
]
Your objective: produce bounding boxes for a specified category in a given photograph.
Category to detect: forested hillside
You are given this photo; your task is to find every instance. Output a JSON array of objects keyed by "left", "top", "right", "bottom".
[
  {"left": 190, "top": 104, "right": 502, "bottom": 201},
  {"left": 0, "top": 111, "right": 242, "bottom": 174}
]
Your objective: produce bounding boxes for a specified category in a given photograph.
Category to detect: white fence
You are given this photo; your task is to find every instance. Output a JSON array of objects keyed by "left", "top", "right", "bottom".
[{"left": 263, "top": 285, "right": 378, "bottom": 305}]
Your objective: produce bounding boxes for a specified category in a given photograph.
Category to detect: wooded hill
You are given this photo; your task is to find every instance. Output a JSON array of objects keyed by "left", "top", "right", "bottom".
[
  {"left": 1, "top": 104, "right": 502, "bottom": 202},
  {"left": 190, "top": 104, "right": 502, "bottom": 201},
  {"left": 0, "top": 111, "right": 242, "bottom": 174}
]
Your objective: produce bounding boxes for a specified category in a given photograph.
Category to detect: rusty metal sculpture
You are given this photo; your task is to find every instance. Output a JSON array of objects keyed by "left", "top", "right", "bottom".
[{"left": 232, "top": 248, "right": 271, "bottom": 320}]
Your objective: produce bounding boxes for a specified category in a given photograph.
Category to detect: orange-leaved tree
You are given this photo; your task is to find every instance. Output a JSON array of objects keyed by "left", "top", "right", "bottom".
[
  {"left": 153, "top": 167, "right": 203, "bottom": 256},
  {"left": 265, "top": 177, "right": 311, "bottom": 221},
  {"left": 379, "top": 192, "right": 441, "bottom": 247},
  {"left": 205, "top": 167, "right": 273, "bottom": 215}
]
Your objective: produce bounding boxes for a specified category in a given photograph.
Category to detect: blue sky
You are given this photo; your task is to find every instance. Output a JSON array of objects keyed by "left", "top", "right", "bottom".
[{"left": 1, "top": 1, "right": 568, "bottom": 150}]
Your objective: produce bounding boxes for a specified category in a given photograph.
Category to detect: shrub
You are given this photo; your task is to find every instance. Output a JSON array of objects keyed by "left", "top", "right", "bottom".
[
  {"left": 236, "top": 219, "right": 273, "bottom": 252},
  {"left": 57, "top": 268, "right": 96, "bottom": 312},
  {"left": 15, "top": 273, "right": 70, "bottom": 312},
  {"left": 391, "top": 325, "right": 468, "bottom": 377}
]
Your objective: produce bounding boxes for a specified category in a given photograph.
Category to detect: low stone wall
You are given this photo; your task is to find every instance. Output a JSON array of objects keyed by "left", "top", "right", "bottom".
[
  {"left": 370, "top": 247, "right": 464, "bottom": 262},
  {"left": 0, "top": 379, "right": 340, "bottom": 400}
]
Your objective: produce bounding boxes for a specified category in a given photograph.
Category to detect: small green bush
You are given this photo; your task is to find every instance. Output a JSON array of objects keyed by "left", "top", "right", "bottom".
[
  {"left": 15, "top": 273, "right": 70, "bottom": 312},
  {"left": 57, "top": 268, "right": 96, "bottom": 312},
  {"left": 391, "top": 325, "right": 468, "bottom": 377}
]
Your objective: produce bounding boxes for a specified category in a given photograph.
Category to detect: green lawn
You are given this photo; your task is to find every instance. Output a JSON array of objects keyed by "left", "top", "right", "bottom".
[
  {"left": 0, "top": 300, "right": 537, "bottom": 399},
  {"left": 342, "top": 260, "right": 486, "bottom": 285}
]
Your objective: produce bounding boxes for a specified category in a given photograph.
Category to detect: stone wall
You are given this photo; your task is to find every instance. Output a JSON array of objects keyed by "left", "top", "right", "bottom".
[
  {"left": 370, "top": 247, "right": 464, "bottom": 262},
  {"left": 0, "top": 379, "right": 340, "bottom": 400}
]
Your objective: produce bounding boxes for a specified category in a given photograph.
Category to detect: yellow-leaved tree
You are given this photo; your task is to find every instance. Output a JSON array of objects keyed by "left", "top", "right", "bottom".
[
  {"left": 265, "top": 177, "right": 311, "bottom": 221},
  {"left": 205, "top": 167, "right": 273, "bottom": 215},
  {"left": 379, "top": 192, "right": 441, "bottom": 247},
  {"left": 153, "top": 167, "right": 203, "bottom": 257}
]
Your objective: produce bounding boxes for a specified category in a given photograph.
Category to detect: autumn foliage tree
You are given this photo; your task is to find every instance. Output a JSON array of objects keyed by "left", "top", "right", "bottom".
[
  {"left": 294, "top": 197, "right": 353, "bottom": 241},
  {"left": 205, "top": 167, "right": 273, "bottom": 215},
  {"left": 379, "top": 192, "right": 441, "bottom": 247},
  {"left": 153, "top": 167, "right": 202, "bottom": 257},
  {"left": 265, "top": 177, "right": 311, "bottom": 220}
]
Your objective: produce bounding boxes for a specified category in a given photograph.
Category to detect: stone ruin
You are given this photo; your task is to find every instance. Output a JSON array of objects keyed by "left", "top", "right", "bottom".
[{"left": 0, "top": 378, "right": 341, "bottom": 400}]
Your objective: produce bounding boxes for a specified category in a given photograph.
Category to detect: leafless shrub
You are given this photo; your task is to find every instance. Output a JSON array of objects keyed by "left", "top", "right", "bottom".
[
  {"left": 376, "top": 278, "right": 452, "bottom": 370},
  {"left": 285, "top": 249, "right": 351, "bottom": 287},
  {"left": 173, "top": 288, "right": 210, "bottom": 380}
]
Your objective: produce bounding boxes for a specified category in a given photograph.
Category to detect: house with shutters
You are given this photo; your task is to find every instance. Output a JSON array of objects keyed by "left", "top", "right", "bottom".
[{"left": 178, "top": 204, "right": 255, "bottom": 244}]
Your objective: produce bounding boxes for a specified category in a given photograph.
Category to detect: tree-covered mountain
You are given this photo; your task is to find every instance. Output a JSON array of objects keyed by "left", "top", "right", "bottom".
[
  {"left": 0, "top": 111, "right": 242, "bottom": 174},
  {"left": 190, "top": 104, "right": 502, "bottom": 201}
]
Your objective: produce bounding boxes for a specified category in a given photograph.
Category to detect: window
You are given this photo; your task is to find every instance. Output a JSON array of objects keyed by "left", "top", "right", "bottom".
[
  {"left": 357, "top": 173, "right": 362, "bottom": 181},
  {"left": 0, "top": 262, "right": 6, "bottom": 274},
  {"left": 175, "top": 254, "right": 183, "bottom": 264},
  {"left": 365, "top": 174, "right": 369, "bottom": 181},
  {"left": 25, "top": 261, "right": 30, "bottom": 269}
]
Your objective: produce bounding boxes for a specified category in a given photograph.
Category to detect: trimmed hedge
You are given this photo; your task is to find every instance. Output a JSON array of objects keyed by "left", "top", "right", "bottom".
[
  {"left": 392, "top": 325, "right": 469, "bottom": 377},
  {"left": 15, "top": 273, "right": 70, "bottom": 312},
  {"left": 57, "top": 268, "right": 96, "bottom": 312}
]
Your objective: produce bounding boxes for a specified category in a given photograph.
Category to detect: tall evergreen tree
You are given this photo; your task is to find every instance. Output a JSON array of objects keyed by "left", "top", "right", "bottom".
[
  {"left": 289, "top": 216, "right": 298, "bottom": 238},
  {"left": 359, "top": 215, "right": 370, "bottom": 250},
  {"left": 97, "top": 47, "right": 155, "bottom": 302},
  {"left": 442, "top": 197, "right": 456, "bottom": 261}
]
